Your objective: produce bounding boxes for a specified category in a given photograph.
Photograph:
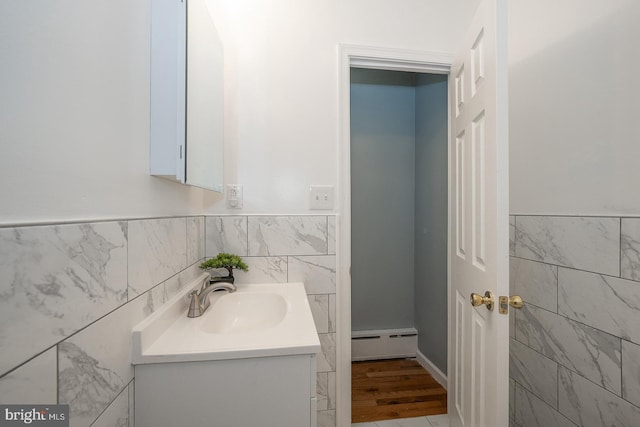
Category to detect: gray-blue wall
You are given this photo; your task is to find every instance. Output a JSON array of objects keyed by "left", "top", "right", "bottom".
[
  {"left": 414, "top": 74, "right": 448, "bottom": 373},
  {"left": 350, "top": 70, "right": 448, "bottom": 376},
  {"left": 350, "top": 68, "right": 416, "bottom": 331}
]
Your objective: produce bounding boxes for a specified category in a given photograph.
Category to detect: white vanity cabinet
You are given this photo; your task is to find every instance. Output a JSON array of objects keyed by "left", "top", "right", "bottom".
[
  {"left": 131, "top": 278, "right": 320, "bottom": 427},
  {"left": 135, "top": 354, "right": 317, "bottom": 427}
]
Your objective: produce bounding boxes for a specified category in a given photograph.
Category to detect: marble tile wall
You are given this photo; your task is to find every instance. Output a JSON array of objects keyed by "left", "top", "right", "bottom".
[
  {"left": 205, "top": 215, "right": 337, "bottom": 427},
  {"left": 510, "top": 215, "right": 640, "bottom": 427},
  {"left": 0, "top": 214, "right": 335, "bottom": 426},
  {"left": 0, "top": 216, "right": 205, "bottom": 426}
]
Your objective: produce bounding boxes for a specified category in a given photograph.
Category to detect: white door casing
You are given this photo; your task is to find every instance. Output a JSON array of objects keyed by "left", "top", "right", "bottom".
[
  {"left": 447, "top": 0, "right": 509, "bottom": 426},
  {"left": 338, "top": 45, "right": 453, "bottom": 427}
]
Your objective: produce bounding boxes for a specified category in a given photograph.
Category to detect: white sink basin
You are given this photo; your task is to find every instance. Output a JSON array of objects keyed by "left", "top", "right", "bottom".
[
  {"left": 131, "top": 274, "right": 320, "bottom": 364},
  {"left": 202, "top": 292, "right": 287, "bottom": 334}
]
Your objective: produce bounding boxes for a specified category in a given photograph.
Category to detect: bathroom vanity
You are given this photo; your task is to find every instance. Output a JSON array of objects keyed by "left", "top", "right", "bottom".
[{"left": 132, "top": 274, "right": 320, "bottom": 427}]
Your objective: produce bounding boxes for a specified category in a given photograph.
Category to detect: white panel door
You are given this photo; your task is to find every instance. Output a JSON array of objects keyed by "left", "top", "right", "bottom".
[{"left": 448, "top": 0, "right": 509, "bottom": 426}]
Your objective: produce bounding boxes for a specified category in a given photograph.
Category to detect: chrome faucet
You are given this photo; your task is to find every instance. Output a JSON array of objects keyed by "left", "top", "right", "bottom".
[{"left": 187, "top": 277, "right": 237, "bottom": 318}]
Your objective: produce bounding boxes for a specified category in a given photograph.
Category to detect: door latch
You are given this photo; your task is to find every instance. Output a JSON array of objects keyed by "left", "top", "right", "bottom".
[{"left": 498, "top": 295, "right": 523, "bottom": 314}]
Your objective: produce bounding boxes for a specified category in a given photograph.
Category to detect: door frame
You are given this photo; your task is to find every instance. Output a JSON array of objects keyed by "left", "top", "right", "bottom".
[{"left": 337, "top": 44, "right": 454, "bottom": 427}]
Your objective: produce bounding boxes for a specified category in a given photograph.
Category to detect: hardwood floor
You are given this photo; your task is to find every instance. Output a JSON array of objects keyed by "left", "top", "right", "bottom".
[{"left": 352, "top": 358, "right": 447, "bottom": 423}]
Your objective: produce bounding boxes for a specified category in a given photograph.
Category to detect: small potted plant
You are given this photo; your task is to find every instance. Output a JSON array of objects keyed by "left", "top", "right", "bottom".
[{"left": 199, "top": 252, "right": 248, "bottom": 284}]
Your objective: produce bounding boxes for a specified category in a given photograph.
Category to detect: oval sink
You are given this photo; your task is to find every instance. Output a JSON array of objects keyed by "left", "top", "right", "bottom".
[
  {"left": 200, "top": 292, "right": 288, "bottom": 334},
  {"left": 132, "top": 276, "right": 320, "bottom": 364}
]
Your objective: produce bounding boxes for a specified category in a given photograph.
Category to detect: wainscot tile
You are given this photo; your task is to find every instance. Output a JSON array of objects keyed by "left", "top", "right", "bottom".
[
  {"left": 90, "top": 382, "right": 129, "bottom": 427},
  {"left": 248, "top": 216, "right": 328, "bottom": 256},
  {"left": 205, "top": 216, "right": 248, "bottom": 257},
  {"left": 128, "top": 218, "right": 187, "bottom": 298},
  {"left": 559, "top": 267, "right": 640, "bottom": 345},
  {"left": 328, "top": 293, "right": 336, "bottom": 333},
  {"left": 288, "top": 255, "right": 336, "bottom": 294},
  {"left": 509, "top": 378, "right": 515, "bottom": 421},
  {"left": 516, "top": 304, "right": 621, "bottom": 394},
  {"left": 186, "top": 216, "right": 205, "bottom": 266},
  {"left": 234, "top": 256, "right": 287, "bottom": 284},
  {"left": 59, "top": 297, "right": 146, "bottom": 426},
  {"left": 621, "top": 218, "right": 640, "bottom": 282},
  {"left": 0, "top": 222, "right": 127, "bottom": 376},
  {"left": 309, "top": 294, "right": 329, "bottom": 334},
  {"left": 509, "top": 338, "right": 558, "bottom": 407},
  {"left": 515, "top": 216, "right": 619, "bottom": 276},
  {"left": 510, "top": 257, "right": 558, "bottom": 312},
  {"left": 622, "top": 339, "right": 640, "bottom": 407},
  {"left": 317, "top": 333, "right": 336, "bottom": 373},
  {"left": 514, "top": 383, "right": 577, "bottom": 427},
  {"left": 317, "top": 372, "right": 328, "bottom": 411},
  {"left": 142, "top": 284, "right": 165, "bottom": 318},
  {"left": 328, "top": 216, "right": 336, "bottom": 255},
  {"left": 559, "top": 366, "right": 640, "bottom": 427},
  {"left": 509, "top": 308, "right": 516, "bottom": 339},
  {"left": 162, "top": 262, "right": 202, "bottom": 301},
  {"left": 509, "top": 216, "right": 516, "bottom": 256},
  {"left": 327, "top": 371, "right": 336, "bottom": 410},
  {"left": 0, "top": 347, "right": 57, "bottom": 404}
]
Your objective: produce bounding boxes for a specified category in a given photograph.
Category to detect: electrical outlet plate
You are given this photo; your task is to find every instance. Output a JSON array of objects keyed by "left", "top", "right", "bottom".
[
  {"left": 309, "top": 185, "right": 334, "bottom": 210},
  {"left": 226, "top": 184, "right": 243, "bottom": 209}
]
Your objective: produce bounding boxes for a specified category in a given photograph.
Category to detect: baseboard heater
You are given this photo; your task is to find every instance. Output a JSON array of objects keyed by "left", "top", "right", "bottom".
[{"left": 351, "top": 328, "right": 418, "bottom": 361}]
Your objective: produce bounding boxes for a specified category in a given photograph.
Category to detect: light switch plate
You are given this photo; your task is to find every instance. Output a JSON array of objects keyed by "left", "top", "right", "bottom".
[{"left": 309, "top": 185, "right": 334, "bottom": 210}]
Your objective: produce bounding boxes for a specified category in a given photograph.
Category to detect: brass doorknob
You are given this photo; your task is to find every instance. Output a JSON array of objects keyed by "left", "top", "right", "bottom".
[
  {"left": 470, "top": 291, "right": 494, "bottom": 311},
  {"left": 509, "top": 295, "right": 523, "bottom": 309}
]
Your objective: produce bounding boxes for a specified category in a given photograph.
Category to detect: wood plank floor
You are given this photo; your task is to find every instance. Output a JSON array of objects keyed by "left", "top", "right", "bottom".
[{"left": 352, "top": 359, "right": 447, "bottom": 423}]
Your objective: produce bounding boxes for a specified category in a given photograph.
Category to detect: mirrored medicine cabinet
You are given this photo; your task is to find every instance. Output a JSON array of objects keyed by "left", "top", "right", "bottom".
[{"left": 150, "top": 0, "right": 223, "bottom": 192}]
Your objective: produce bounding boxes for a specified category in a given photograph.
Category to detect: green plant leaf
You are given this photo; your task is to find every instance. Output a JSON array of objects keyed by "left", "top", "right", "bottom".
[{"left": 199, "top": 252, "right": 249, "bottom": 272}]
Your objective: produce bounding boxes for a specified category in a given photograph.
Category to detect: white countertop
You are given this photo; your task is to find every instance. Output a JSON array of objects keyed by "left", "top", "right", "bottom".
[{"left": 132, "top": 274, "right": 321, "bottom": 364}]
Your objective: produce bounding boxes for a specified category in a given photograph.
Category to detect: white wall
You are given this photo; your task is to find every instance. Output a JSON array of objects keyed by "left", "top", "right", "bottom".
[
  {"left": 509, "top": 0, "right": 640, "bottom": 215},
  {"left": 204, "top": 0, "right": 480, "bottom": 213},
  {"left": 0, "top": 0, "right": 215, "bottom": 226},
  {"left": 1, "top": 0, "right": 480, "bottom": 224}
]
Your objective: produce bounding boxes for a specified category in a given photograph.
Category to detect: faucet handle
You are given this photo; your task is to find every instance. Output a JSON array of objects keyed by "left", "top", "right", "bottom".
[{"left": 187, "top": 290, "right": 202, "bottom": 318}]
